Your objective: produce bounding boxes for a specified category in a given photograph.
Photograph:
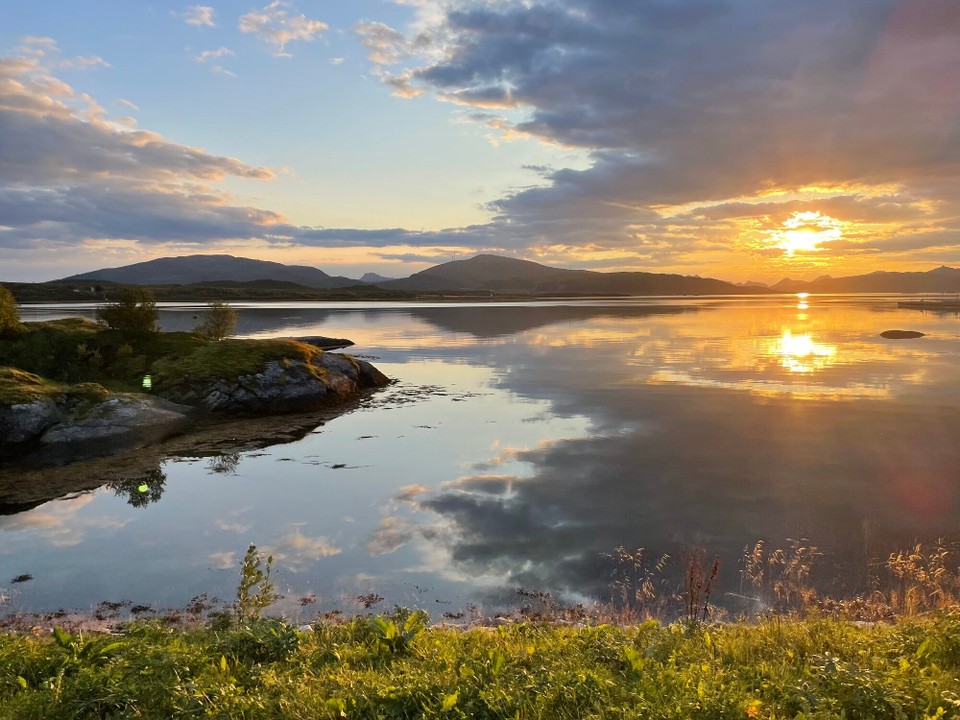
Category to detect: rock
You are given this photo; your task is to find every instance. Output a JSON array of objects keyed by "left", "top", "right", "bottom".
[
  {"left": 879, "top": 330, "right": 925, "bottom": 339},
  {"left": 40, "top": 395, "right": 195, "bottom": 447},
  {"left": 356, "top": 359, "right": 389, "bottom": 387},
  {"left": 0, "top": 397, "right": 63, "bottom": 444},
  {"left": 1, "top": 348, "right": 390, "bottom": 464}
]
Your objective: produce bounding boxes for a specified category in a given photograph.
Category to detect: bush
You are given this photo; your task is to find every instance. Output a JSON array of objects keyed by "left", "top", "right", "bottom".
[
  {"left": 97, "top": 288, "right": 159, "bottom": 337},
  {"left": 195, "top": 301, "right": 237, "bottom": 341},
  {"left": 0, "top": 284, "right": 24, "bottom": 336}
]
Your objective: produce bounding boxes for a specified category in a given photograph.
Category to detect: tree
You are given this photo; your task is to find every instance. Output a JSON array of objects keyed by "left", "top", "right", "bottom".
[
  {"left": 97, "top": 287, "right": 159, "bottom": 337},
  {"left": 196, "top": 300, "right": 237, "bottom": 340},
  {"left": 0, "top": 284, "right": 24, "bottom": 336}
]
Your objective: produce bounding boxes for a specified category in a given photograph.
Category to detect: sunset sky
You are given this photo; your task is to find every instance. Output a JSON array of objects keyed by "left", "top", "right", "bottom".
[{"left": 2, "top": 0, "right": 959, "bottom": 283}]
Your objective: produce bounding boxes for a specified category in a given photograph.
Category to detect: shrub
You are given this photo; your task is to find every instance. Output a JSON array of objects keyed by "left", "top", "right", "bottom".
[
  {"left": 0, "top": 284, "right": 24, "bottom": 336},
  {"left": 195, "top": 301, "right": 237, "bottom": 341},
  {"left": 97, "top": 288, "right": 159, "bottom": 337}
]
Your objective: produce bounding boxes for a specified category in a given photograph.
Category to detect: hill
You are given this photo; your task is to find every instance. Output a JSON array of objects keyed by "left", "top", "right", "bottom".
[
  {"left": 380, "top": 254, "right": 763, "bottom": 295},
  {"left": 64, "top": 254, "right": 360, "bottom": 289},
  {"left": 771, "top": 266, "right": 960, "bottom": 293}
]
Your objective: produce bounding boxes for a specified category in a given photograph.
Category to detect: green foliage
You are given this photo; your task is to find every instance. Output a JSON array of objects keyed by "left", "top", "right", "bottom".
[
  {"left": 96, "top": 287, "right": 159, "bottom": 337},
  {"left": 367, "top": 608, "right": 429, "bottom": 656},
  {"left": 195, "top": 301, "right": 238, "bottom": 341},
  {"left": 3, "top": 614, "right": 960, "bottom": 718},
  {"left": 0, "top": 285, "right": 24, "bottom": 337},
  {"left": 235, "top": 544, "right": 280, "bottom": 624}
]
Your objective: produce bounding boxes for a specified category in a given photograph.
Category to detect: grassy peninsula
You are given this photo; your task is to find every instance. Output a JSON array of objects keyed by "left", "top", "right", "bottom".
[{"left": 0, "top": 316, "right": 330, "bottom": 396}]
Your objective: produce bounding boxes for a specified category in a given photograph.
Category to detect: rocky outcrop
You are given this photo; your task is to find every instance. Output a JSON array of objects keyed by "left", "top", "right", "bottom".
[
  {"left": 155, "top": 353, "right": 388, "bottom": 414},
  {"left": 39, "top": 395, "right": 195, "bottom": 447},
  {"left": 1, "top": 393, "right": 195, "bottom": 461},
  {"left": 1, "top": 349, "right": 389, "bottom": 465}
]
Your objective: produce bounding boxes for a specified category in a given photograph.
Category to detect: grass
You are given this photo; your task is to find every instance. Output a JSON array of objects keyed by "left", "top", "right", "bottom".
[
  {"left": 0, "top": 368, "right": 108, "bottom": 406},
  {"left": 5, "top": 543, "right": 960, "bottom": 718},
  {"left": 150, "top": 338, "right": 327, "bottom": 385},
  {"left": 0, "top": 320, "right": 334, "bottom": 400},
  {"left": 3, "top": 612, "right": 960, "bottom": 718}
]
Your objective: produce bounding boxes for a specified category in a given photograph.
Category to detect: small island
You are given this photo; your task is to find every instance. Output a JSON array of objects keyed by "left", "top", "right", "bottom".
[{"left": 0, "top": 287, "right": 388, "bottom": 465}]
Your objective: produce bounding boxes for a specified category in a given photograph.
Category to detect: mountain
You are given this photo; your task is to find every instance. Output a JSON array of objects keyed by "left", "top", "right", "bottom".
[
  {"left": 63, "top": 254, "right": 360, "bottom": 289},
  {"left": 381, "top": 254, "right": 763, "bottom": 295},
  {"left": 770, "top": 266, "right": 960, "bottom": 294},
  {"left": 359, "top": 272, "right": 396, "bottom": 283}
]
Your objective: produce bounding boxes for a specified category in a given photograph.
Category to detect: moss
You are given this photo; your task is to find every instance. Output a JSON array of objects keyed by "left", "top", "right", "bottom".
[
  {"left": 0, "top": 367, "right": 66, "bottom": 404},
  {"left": 0, "top": 368, "right": 115, "bottom": 411},
  {"left": 64, "top": 382, "right": 111, "bottom": 404},
  {"left": 150, "top": 338, "right": 326, "bottom": 386}
]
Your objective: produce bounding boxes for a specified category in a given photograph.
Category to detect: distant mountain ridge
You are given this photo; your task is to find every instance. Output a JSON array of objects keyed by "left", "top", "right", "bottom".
[
  {"left": 64, "top": 254, "right": 360, "bottom": 289},
  {"left": 379, "top": 254, "right": 762, "bottom": 295},
  {"left": 769, "top": 266, "right": 960, "bottom": 293},
  {"left": 60, "top": 253, "right": 960, "bottom": 296}
]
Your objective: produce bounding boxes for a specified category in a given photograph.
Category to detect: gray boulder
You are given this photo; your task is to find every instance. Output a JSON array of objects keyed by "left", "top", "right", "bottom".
[
  {"left": 39, "top": 395, "right": 195, "bottom": 447},
  {"left": 0, "top": 397, "right": 63, "bottom": 443}
]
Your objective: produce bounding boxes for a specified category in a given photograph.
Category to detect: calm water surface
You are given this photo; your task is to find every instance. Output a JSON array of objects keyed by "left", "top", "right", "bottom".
[{"left": 3, "top": 296, "right": 960, "bottom": 615}]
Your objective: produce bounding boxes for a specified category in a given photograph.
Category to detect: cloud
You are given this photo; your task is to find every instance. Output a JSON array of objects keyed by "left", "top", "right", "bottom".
[
  {"left": 358, "top": 0, "right": 960, "bottom": 271},
  {"left": 195, "top": 47, "right": 237, "bottom": 77},
  {"left": 195, "top": 47, "right": 234, "bottom": 62},
  {"left": 0, "top": 42, "right": 284, "bottom": 252},
  {"left": 239, "top": 1, "right": 327, "bottom": 56},
  {"left": 181, "top": 5, "right": 215, "bottom": 28},
  {"left": 15, "top": 36, "right": 109, "bottom": 71}
]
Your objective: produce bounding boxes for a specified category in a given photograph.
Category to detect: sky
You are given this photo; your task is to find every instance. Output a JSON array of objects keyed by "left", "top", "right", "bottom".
[{"left": 2, "top": 0, "right": 959, "bottom": 284}]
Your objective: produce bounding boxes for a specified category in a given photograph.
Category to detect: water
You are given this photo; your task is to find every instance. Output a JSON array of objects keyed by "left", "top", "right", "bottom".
[{"left": 3, "top": 296, "right": 960, "bottom": 615}]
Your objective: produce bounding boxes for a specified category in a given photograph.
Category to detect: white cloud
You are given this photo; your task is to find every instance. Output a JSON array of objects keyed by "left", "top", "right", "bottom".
[
  {"left": 195, "top": 47, "right": 234, "bottom": 62},
  {"left": 0, "top": 41, "right": 281, "bottom": 252},
  {"left": 181, "top": 5, "right": 215, "bottom": 28},
  {"left": 239, "top": 1, "right": 327, "bottom": 57},
  {"left": 211, "top": 65, "right": 238, "bottom": 79}
]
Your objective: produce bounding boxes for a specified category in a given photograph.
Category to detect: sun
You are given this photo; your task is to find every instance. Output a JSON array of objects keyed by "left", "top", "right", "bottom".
[{"left": 771, "top": 211, "right": 842, "bottom": 256}]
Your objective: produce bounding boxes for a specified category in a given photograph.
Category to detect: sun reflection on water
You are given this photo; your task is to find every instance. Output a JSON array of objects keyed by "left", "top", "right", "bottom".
[{"left": 774, "top": 329, "right": 837, "bottom": 373}]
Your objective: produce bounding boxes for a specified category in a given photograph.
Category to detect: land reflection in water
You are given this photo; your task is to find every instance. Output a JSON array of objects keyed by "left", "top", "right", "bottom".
[{"left": 3, "top": 297, "right": 959, "bottom": 613}]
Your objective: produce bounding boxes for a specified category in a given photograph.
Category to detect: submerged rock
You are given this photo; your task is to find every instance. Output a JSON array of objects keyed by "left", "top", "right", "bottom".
[{"left": 879, "top": 330, "right": 925, "bottom": 339}]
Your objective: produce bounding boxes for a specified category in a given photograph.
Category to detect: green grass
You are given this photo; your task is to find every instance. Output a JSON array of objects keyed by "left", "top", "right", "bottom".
[
  {"left": 150, "top": 338, "right": 326, "bottom": 384},
  {"left": 3, "top": 612, "right": 960, "bottom": 719},
  {"left": 0, "top": 367, "right": 66, "bottom": 404},
  {"left": 0, "top": 320, "right": 330, "bottom": 398}
]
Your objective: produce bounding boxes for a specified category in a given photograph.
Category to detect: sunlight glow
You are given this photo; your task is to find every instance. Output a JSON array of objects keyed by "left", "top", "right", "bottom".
[{"left": 771, "top": 211, "right": 843, "bottom": 256}]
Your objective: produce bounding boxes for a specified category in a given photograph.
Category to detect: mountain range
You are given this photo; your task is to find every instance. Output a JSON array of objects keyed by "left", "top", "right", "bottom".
[
  {"left": 65, "top": 254, "right": 360, "bottom": 289},
  {"left": 61, "top": 253, "right": 960, "bottom": 296}
]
